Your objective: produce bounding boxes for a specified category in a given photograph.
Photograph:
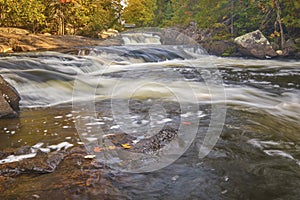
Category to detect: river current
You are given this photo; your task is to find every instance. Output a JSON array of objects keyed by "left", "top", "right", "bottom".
[{"left": 0, "top": 29, "right": 299, "bottom": 199}]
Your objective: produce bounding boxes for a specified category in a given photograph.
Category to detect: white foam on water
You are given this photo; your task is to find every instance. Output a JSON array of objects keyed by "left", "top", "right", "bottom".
[
  {"left": 0, "top": 153, "right": 37, "bottom": 164},
  {"left": 54, "top": 116, "right": 63, "bottom": 119},
  {"left": 247, "top": 139, "right": 281, "bottom": 149},
  {"left": 0, "top": 142, "right": 75, "bottom": 164},
  {"left": 264, "top": 149, "right": 294, "bottom": 160},
  {"left": 122, "top": 33, "right": 161, "bottom": 45},
  {"left": 157, "top": 118, "right": 172, "bottom": 124},
  {"left": 248, "top": 139, "right": 299, "bottom": 167},
  {"left": 86, "top": 137, "right": 98, "bottom": 142},
  {"left": 181, "top": 112, "right": 193, "bottom": 118},
  {"left": 45, "top": 142, "right": 74, "bottom": 151},
  {"left": 85, "top": 122, "right": 105, "bottom": 126},
  {"left": 110, "top": 125, "right": 120, "bottom": 130}
]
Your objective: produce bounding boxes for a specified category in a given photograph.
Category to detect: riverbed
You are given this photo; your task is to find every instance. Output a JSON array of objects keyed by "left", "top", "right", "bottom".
[{"left": 0, "top": 29, "right": 299, "bottom": 199}]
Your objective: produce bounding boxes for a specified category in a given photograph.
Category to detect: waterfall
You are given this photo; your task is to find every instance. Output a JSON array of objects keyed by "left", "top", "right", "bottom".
[{"left": 121, "top": 33, "right": 161, "bottom": 45}]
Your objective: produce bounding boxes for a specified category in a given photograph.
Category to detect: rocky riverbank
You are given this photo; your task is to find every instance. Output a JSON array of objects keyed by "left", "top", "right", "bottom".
[
  {"left": 0, "top": 75, "right": 20, "bottom": 118},
  {"left": 178, "top": 22, "right": 300, "bottom": 59},
  {"left": 1, "top": 26, "right": 300, "bottom": 59},
  {"left": 0, "top": 27, "right": 121, "bottom": 54}
]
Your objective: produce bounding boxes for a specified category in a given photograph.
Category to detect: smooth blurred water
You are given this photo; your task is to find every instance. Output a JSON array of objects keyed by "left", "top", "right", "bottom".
[{"left": 0, "top": 32, "right": 299, "bottom": 199}]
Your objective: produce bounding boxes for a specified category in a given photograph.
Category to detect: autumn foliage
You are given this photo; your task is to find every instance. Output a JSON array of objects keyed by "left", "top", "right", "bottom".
[{"left": 0, "top": 0, "right": 299, "bottom": 40}]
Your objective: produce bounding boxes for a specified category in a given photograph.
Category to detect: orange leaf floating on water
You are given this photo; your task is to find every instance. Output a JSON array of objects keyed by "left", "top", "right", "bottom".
[
  {"left": 93, "top": 146, "right": 102, "bottom": 152},
  {"left": 121, "top": 143, "right": 131, "bottom": 149},
  {"left": 182, "top": 121, "right": 192, "bottom": 125}
]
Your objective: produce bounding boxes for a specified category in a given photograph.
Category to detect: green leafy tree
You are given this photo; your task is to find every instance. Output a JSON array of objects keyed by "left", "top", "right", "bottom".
[
  {"left": 0, "top": 0, "right": 45, "bottom": 32},
  {"left": 23, "top": 0, "right": 46, "bottom": 32},
  {"left": 0, "top": 0, "right": 299, "bottom": 40},
  {"left": 123, "top": 0, "right": 157, "bottom": 27},
  {"left": 282, "top": 0, "right": 300, "bottom": 36},
  {"left": 153, "top": 0, "right": 174, "bottom": 26}
]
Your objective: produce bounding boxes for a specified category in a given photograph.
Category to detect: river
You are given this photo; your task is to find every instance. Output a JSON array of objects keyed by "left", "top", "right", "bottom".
[{"left": 0, "top": 29, "right": 299, "bottom": 199}]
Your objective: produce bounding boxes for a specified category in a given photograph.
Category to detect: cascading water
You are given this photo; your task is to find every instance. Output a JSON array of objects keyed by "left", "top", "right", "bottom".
[
  {"left": 0, "top": 31, "right": 208, "bottom": 107},
  {"left": 0, "top": 29, "right": 299, "bottom": 198},
  {"left": 121, "top": 32, "right": 162, "bottom": 45}
]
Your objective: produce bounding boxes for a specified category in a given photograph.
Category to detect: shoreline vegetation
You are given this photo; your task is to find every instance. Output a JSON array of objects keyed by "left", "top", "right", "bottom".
[{"left": 0, "top": 0, "right": 300, "bottom": 58}]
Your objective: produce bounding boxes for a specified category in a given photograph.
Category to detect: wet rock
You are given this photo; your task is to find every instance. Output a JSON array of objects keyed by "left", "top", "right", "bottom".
[
  {"left": 133, "top": 126, "right": 178, "bottom": 153},
  {"left": 234, "top": 30, "right": 277, "bottom": 58},
  {"left": 271, "top": 42, "right": 280, "bottom": 51},
  {"left": 276, "top": 50, "right": 283, "bottom": 56},
  {"left": 15, "top": 146, "right": 32, "bottom": 155},
  {"left": 0, "top": 27, "right": 111, "bottom": 53},
  {"left": 0, "top": 145, "right": 120, "bottom": 199},
  {"left": 0, "top": 45, "right": 13, "bottom": 53},
  {"left": 0, "top": 27, "right": 30, "bottom": 35},
  {"left": 201, "top": 40, "right": 238, "bottom": 57},
  {"left": 105, "top": 133, "right": 136, "bottom": 146},
  {"left": 106, "top": 126, "right": 178, "bottom": 153},
  {"left": 13, "top": 44, "right": 37, "bottom": 52},
  {"left": 284, "top": 39, "right": 297, "bottom": 55},
  {"left": 0, "top": 151, "right": 11, "bottom": 160},
  {"left": 0, "top": 75, "right": 21, "bottom": 118},
  {"left": 0, "top": 151, "right": 66, "bottom": 176},
  {"left": 160, "top": 28, "right": 198, "bottom": 45},
  {"left": 177, "top": 21, "right": 204, "bottom": 42},
  {"left": 175, "top": 23, "right": 238, "bottom": 57},
  {"left": 293, "top": 38, "right": 300, "bottom": 59},
  {"left": 295, "top": 38, "right": 300, "bottom": 45},
  {"left": 45, "top": 152, "right": 66, "bottom": 172}
]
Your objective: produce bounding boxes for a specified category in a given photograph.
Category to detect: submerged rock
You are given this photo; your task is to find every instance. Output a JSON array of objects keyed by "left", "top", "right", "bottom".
[
  {"left": 133, "top": 126, "right": 178, "bottom": 153},
  {"left": 0, "top": 150, "right": 66, "bottom": 176},
  {"left": 234, "top": 30, "right": 277, "bottom": 58},
  {"left": 0, "top": 145, "right": 90, "bottom": 177},
  {"left": 106, "top": 126, "right": 178, "bottom": 153},
  {"left": 0, "top": 75, "right": 21, "bottom": 118}
]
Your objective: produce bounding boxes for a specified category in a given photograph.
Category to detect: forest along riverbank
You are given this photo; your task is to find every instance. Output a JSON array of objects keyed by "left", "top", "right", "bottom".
[
  {"left": 2, "top": 26, "right": 300, "bottom": 59},
  {"left": 0, "top": 30, "right": 300, "bottom": 199}
]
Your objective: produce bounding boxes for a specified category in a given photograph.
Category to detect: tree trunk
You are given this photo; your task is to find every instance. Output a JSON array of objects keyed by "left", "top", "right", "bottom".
[
  {"left": 275, "top": 0, "right": 285, "bottom": 49},
  {"left": 230, "top": 0, "right": 234, "bottom": 36}
]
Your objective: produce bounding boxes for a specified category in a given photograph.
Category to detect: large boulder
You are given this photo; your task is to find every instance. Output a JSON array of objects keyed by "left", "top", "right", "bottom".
[
  {"left": 201, "top": 40, "right": 238, "bottom": 57},
  {"left": 98, "top": 28, "right": 119, "bottom": 39},
  {"left": 234, "top": 30, "right": 277, "bottom": 58},
  {"left": 0, "top": 75, "right": 21, "bottom": 118}
]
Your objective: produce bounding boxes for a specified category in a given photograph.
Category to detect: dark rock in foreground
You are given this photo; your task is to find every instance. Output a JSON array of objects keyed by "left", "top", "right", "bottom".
[{"left": 0, "top": 75, "right": 21, "bottom": 118}]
